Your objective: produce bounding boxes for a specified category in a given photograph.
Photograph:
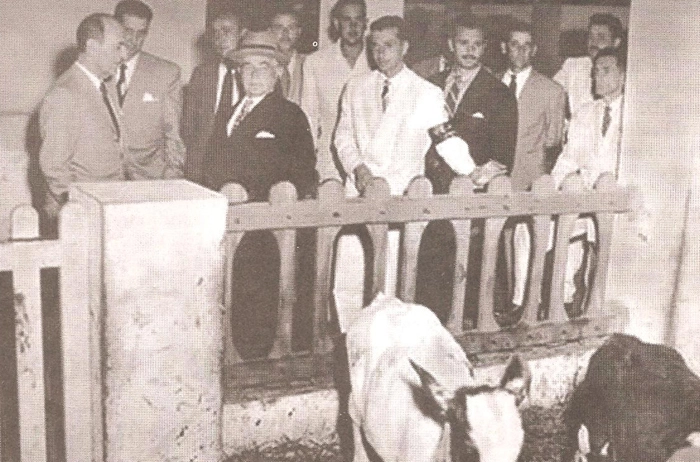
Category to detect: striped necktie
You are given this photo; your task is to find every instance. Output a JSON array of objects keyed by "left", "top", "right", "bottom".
[
  {"left": 228, "top": 98, "right": 255, "bottom": 135},
  {"left": 116, "top": 63, "right": 127, "bottom": 106},
  {"left": 381, "top": 79, "right": 390, "bottom": 112},
  {"left": 446, "top": 80, "right": 461, "bottom": 117}
]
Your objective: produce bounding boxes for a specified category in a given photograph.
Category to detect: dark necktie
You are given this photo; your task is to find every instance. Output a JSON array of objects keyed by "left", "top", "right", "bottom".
[
  {"left": 228, "top": 98, "right": 254, "bottom": 134},
  {"left": 100, "top": 81, "right": 120, "bottom": 140},
  {"left": 446, "top": 79, "right": 461, "bottom": 117},
  {"left": 601, "top": 105, "right": 612, "bottom": 137},
  {"left": 215, "top": 60, "right": 236, "bottom": 132},
  {"left": 381, "top": 79, "right": 390, "bottom": 112},
  {"left": 509, "top": 72, "right": 517, "bottom": 96},
  {"left": 116, "top": 63, "right": 127, "bottom": 106}
]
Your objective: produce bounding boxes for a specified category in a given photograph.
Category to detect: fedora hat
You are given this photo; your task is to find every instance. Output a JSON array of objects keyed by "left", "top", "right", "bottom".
[{"left": 229, "top": 29, "right": 287, "bottom": 65}]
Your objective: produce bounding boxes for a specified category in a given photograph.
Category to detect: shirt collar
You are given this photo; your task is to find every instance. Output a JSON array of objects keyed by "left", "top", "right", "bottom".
[
  {"left": 378, "top": 64, "right": 409, "bottom": 85},
  {"left": 75, "top": 62, "right": 103, "bottom": 90}
]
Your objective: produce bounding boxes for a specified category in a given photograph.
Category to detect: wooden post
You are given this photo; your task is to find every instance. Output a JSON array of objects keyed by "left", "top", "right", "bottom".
[{"left": 71, "top": 180, "right": 227, "bottom": 462}]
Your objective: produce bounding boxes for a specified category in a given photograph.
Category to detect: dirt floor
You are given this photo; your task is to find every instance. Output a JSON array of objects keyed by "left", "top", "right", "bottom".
[{"left": 224, "top": 404, "right": 572, "bottom": 462}]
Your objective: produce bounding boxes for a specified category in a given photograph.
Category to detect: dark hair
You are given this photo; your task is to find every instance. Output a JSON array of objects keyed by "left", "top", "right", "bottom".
[
  {"left": 114, "top": 0, "right": 153, "bottom": 23},
  {"left": 508, "top": 21, "right": 533, "bottom": 39},
  {"left": 594, "top": 46, "right": 626, "bottom": 72},
  {"left": 449, "top": 14, "right": 486, "bottom": 40},
  {"left": 76, "top": 13, "right": 110, "bottom": 53},
  {"left": 589, "top": 13, "right": 624, "bottom": 41},
  {"left": 370, "top": 15, "right": 407, "bottom": 42}
]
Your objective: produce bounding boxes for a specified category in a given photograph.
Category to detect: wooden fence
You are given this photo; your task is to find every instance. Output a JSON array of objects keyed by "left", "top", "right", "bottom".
[
  {"left": 0, "top": 204, "right": 95, "bottom": 462},
  {"left": 221, "top": 173, "right": 638, "bottom": 400}
]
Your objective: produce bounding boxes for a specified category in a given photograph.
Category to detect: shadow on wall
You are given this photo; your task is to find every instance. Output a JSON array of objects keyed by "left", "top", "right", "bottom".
[{"left": 24, "top": 46, "right": 79, "bottom": 228}]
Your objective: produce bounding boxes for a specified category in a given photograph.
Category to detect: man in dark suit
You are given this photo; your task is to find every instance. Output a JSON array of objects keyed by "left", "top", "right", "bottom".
[
  {"left": 182, "top": 8, "right": 245, "bottom": 184},
  {"left": 418, "top": 15, "right": 518, "bottom": 322},
  {"left": 203, "top": 29, "right": 316, "bottom": 359},
  {"left": 114, "top": 0, "right": 186, "bottom": 180},
  {"left": 425, "top": 15, "right": 517, "bottom": 194}
]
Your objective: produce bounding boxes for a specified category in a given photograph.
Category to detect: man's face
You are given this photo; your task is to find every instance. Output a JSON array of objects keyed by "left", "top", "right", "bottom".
[
  {"left": 587, "top": 24, "right": 620, "bottom": 59},
  {"left": 449, "top": 27, "right": 486, "bottom": 70},
  {"left": 120, "top": 14, "right": 149, "bottom": 61},
  {"left": 593, "top": 55, "right": 625, "bottom": 98},
  {"left": 92, "top": 18, "right": 125, "bottom": 79},
  {"left": 271, "top": 13, "right": 301, "bottom": 55},
  {"left": 503, "top": 30, "right": 536, "bottom": 72},
  {"left": 370, "top": 28, "right": 407, "bottom": 78},
  {"left": 212, "top": 16, "right": 242, "bottom": 59},
  {"left": 239, "top": 55, "right": 281, "bottom": 97},
  {"left": 333, "top": 4, "right": 366, "bottom": 47}
]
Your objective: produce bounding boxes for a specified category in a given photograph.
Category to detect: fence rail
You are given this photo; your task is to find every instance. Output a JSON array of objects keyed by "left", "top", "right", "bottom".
[{"left": 221, "top": 173, "right": 638, "bottom": 399}]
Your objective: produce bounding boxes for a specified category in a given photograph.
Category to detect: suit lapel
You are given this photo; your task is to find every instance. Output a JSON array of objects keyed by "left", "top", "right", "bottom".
[{"left": 121, "top": 53, "right": 148, "bottom": 110}]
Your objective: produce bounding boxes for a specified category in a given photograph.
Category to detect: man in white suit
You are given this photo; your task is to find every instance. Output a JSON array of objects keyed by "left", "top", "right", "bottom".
[
  {"left": 333, "top": 15, "right": 474, "bottom": 329},
  {"left": 552, "top": 46, "right": 626, "bottom": 311},
  {"left": 301, "top": 0, "right": 371, "bottom": 183},
  {"left": 501, "top": 22, "right": 566, "bottom": 308}
]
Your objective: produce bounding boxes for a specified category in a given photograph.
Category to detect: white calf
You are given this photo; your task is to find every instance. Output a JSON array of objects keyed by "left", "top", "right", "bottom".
[{"left": 346, "top": 294, "right": 529, "bottom": 462}]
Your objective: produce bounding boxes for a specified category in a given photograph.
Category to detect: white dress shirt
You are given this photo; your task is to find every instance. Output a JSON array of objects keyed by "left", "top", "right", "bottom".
[
  {"left": 553, "top": 56, "right": 594, "bottom": 117},
  {"left": 215, "top": 62, "right": 240, "bottom": 113},
  {"left": 225, "top": 94, "right": 264, "bottom": 136},
  {"left": 335, "top": 66, "right": 453, "bottom": 196},
  {"left": 301, "top": 41, "right": 371, "bottom": 182},
  {"left": 119, "top": 53, "right": 140, "bottom": 90},
  {"left": 502, "top": 66, "right": 532, "bottom": 100},
  {"left": 552, "top": 94, "right": 624, "bottom": 188}
]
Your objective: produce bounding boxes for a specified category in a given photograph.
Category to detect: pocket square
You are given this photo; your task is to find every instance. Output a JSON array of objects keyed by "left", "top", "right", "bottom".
[
  {"left": 142, "top": 92, "right": 157, "bottom": 102},
  {"left": 255, "top": 130, "right": 276, "bottom": 139},
  {"left": 471, "top": 112, "right": 485, "bottom": 119}
]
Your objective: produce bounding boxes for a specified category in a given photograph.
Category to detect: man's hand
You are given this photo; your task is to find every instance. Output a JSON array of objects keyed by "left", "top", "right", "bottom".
[{"left": 353, "top": 163, "right": 373, "bottom": 195}]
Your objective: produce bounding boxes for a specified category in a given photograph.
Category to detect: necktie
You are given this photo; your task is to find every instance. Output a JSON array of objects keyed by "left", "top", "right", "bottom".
[
  {"left": 116, "top": 63, "right": 127, "bottom": 106},
  {"left": 100, "top": 81, "right": 120, "bottom": 140},
  {"left": 446, "top": 79, "right": 461, "bottom": 117},
  {"left": 381, "top": 79, "right": 390, "bottom": 112},
  {"left": 228, "top": 98, "right": 254, "bottom": 135},
  {"left": 509, "top": 72, "right": 517, "bottom": 96},
  {"left": 601, "top": 105, "right": 612, "bottom": 137},
  {"left": 216, "top": 60, "right": 236, "bottom": 128}
]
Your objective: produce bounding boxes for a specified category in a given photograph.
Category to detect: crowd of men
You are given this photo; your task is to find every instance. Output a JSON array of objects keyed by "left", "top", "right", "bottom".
[{"left": 38, "top": 0, "right": 627, "bottom": 356}]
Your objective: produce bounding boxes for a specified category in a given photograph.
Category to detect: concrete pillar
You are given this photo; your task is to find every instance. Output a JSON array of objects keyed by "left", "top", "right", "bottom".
[
  {"left": 607, "top": 1, "right": 700, "bottom": 349},
  {"left": 71, "top": 180, "right": 228, "bottom": 462}
]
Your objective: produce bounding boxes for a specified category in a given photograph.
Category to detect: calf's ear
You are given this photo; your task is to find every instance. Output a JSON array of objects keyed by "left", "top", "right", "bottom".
[
  {"left": 500, "top": 355, "right": 531, "bottom": 405},
  {"left": 409, "top": 358, "right": 452, "bottom": 417}
]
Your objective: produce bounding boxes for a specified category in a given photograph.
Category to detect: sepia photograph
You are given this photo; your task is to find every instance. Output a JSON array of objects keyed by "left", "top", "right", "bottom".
[{"left": 1, "top": 0, "right": 699, "bottom": 461}]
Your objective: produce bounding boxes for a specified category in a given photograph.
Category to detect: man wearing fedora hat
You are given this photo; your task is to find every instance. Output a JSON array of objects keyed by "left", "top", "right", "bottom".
[{"left": 203, "top": 29, "right": 317, "bottom": 359}]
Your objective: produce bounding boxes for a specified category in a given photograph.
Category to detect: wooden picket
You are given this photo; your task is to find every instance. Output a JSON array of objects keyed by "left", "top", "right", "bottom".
[{"left": 0, "top": 203, "right": 92, "bottom": 462}]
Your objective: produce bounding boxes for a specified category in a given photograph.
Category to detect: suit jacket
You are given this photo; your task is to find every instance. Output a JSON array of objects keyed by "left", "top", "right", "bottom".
[
  {"left": 39, "top": 63, "right": 124, "bottom": 207},
  {"left": 202, "top": 92, "right": 317, "bottom": 201},
  {"left": 117, "top": 52, "right": 185, "bottom": 180},
  {"left": 426, "top": 66, "right": 518, "bottom": 193},
  {"left": 182, "top": 60, "right": 241, "bottom": 184},
  {"left": 509, "top": 69, "right": 566, "bottom": 191},
  {"left": 334, "top": 67, "right": 448, "bottom": 196}
]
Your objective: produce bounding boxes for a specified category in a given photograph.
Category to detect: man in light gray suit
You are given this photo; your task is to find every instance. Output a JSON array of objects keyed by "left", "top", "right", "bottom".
[
  {"left": 39, "top": 13, "right": 125, "bottom": 219},
  {"left": 500, "top": 22, "right": 566, "bottom": 308},
  {"left": 114, "top": 0, "right": 185, "bottom": 179}
]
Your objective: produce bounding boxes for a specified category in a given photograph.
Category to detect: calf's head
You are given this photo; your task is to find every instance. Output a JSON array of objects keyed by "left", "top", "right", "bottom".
[{"left": 410, "top": 355, "right": 530, "bottom": 462}]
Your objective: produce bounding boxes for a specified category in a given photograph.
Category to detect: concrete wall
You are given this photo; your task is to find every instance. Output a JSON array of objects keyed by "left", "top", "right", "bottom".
[{"left": 607, "top": 0, "right": 700, "bottom": 371}]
